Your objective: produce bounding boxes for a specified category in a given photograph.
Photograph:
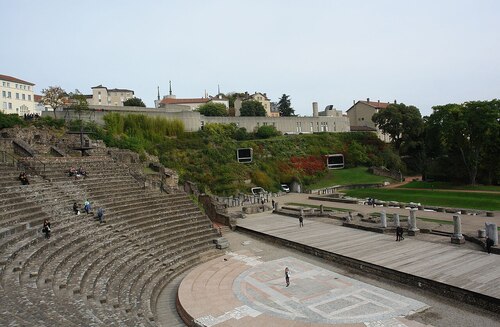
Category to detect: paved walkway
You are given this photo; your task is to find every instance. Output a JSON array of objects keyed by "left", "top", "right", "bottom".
[{"left": 236, "top": 213, "right": 500, "bottom": 301}]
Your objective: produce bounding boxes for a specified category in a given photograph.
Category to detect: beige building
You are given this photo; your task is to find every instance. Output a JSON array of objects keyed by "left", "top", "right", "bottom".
[
  {"left": 88, "top": 85, "right": 134, "bottom": 106},
  {"left": 234, "top": 92, "right": 277, "bottom": 117},
  {"left": 0, "top": 74, "right": 35, "bottom": 115},
  {"left": 346, "top": 99, "right": 393, "bottom": 142},
  {"left": 158, "top": 94, "right": 229, "bottom": 111}
]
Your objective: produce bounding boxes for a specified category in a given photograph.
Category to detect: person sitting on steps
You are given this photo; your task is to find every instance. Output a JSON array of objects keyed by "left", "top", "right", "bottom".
[
  {"left": 73, "top": 202, "right": 80, "bottom": 215},
  {"left": 97, "top": 207, "right": 105, "bottom": 223},
  {"left": 42, "top": 219, "right": 51, "bottom": 239},
  {"left": 84, "top": 199, "right": 92, "bottom": 214},
  {"left": 19, "top": 172, "right": 30, "bottom": 185}
]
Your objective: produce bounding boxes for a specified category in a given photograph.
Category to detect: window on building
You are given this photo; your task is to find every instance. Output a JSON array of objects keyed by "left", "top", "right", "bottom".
[
  {"left": 15, "top": 84, "right": 18, "bottom": 88},
  {"left": 7, "top": 82, "right": 10, "bottom": 87},
  {"left": 22, "top": 94, "right": 25, "bottom": 100},
  {"left": 8, "top": 103, "right": 12, "bottom": 109},
  {"left": 2, "top": 102, "right": 6, "bottom": 109},
  {"left": 28, "top": 95, "right": 31, "bottom": 101},
  {"left": 2, "top": 91, "right": 5, "bottom": 98},
  {"left": 8, "top": 91, "right": 11, "bottom": 98},
  {"left": 16, "top": 93, "right": 19, "bottom": 99},
  {"left": 2, "top": 82, "right": 5, "bottom": 87}
]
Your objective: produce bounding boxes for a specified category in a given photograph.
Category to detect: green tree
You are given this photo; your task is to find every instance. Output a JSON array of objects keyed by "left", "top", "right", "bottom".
[
  {"left": 372, "top": 103, "right": 424, "bottom": 150},
  {"left": 197, "top": 102, "right": 228, "bottom": 116},
  {"left": 426, "top": 100, "right": 500, "bottom": 185},
  {"left": 123, "top": 97, "right": 146, "bottom": 107},
  {"left": 42, "top": 86, "right": 66, "bottom": 118},
  {"left": 277, "top": 94, "right": 295, "bottom": 116},
  {"left": 225, "top": 92, "right": 247, "bottom": 108},
  {"left": 372, "top": 103, "right": 424, "bottom": 173},
  {"left": 255, "top": 125, "right": 281, "bottom": 139},
  {"left": 240, "top": 100, "right": 266, "bottom": 116}
]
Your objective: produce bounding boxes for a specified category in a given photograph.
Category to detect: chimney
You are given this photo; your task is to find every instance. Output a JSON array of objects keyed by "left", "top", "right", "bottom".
[
  {"left": 312, "top": 102, "right": 319, "bottom": 117},
  {"left": 394, "top": 99, "right": 397, "bottom": 104},
  {"left": 353, "top": 100, "right": 355, "bottom": 105},
  {"left": 378, "top": 100, "right": 380, "bottom": 106},
  {"left": 367, "top": 97, "right": 370, "bottom": 103}
]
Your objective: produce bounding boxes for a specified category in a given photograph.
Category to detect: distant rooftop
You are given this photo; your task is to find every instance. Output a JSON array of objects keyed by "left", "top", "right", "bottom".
[
  {"left": 91, "top": 85, "right": 134, "bottom": 93},
  {"left": 0, "top": 74, "right": 35, "bottom": 86},
  {"left": 159, "top": 97, "right": 210, "bottom": 105}
]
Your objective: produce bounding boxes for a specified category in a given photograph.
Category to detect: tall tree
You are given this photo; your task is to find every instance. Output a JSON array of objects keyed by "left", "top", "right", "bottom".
[
  {"left": 197, "top": 102, "right": 228, "bottom": 116},
  {"left": 277, "top": 94, "right": 295, "bottom": 116},
  {"left": 68, "top": 89, "right": 90, "bottom": 123},
  {"left": 42, "top": 86, "right": 66, "bottom": 118},
  {"left": 123, "top": 97, "right": 146, "bottom": 107},
  {"left": 427, "top": 100, "right": 500, "bottom": 185},
  {"left": 372, "top": 103, "right": 423, "bottom": 152},
  {"left": 240, "top": 100, "right": 266, "bottom": 116}
]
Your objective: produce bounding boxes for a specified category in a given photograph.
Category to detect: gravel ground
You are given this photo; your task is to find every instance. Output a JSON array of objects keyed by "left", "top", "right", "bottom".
[{"left": 223, "top": 230, "right": 500, "bottom": 327}]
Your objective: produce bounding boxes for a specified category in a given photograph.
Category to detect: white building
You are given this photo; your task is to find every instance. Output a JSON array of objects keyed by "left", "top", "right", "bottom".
[{"left": 0, "top": 74, "right": 36, "bottom": 115}]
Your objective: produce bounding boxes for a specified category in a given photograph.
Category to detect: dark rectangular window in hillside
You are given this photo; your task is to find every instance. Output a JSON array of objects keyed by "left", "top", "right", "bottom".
[{"left": 237, "top": 148, "right": 253, "bottom": 163}]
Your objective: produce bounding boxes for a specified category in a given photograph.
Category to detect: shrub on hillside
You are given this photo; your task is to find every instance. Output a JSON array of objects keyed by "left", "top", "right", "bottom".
[
  {"left": 290, "top": 155, "right": 326, "bottom": 175},
  {"left": 255, "top": 125, "right": 281, "bottom": 139},
  {"left": 0, "top": 112, "right": 25, "bottom": 129}
]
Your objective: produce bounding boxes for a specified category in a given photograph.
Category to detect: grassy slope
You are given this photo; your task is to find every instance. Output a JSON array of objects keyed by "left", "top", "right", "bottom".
[
  {"left": 343, "top": 188, "right": 500, "bottom": 211},
  {"left": 399, "top": 181, "right": 500, "bottom": 192},
  {"left": 307, "top": 167, "right": 397, "bottom": 189}
]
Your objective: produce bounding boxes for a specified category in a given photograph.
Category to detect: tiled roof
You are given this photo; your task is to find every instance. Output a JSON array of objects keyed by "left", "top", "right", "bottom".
[
  {"left": 91, "top": 85, "right": 134, "bottom": 93},
  {"left": 0, "top": 74, "right": 35, "bottom": 86},
  {"left": 360, "top": 101, "right": 390, "bottom": 109},
  {"left": 159, "top": 97, "right": 210, "bottom": 105},
  {"left": 34, "top": 95, "right": 43, "bottom": 102},
  {"left": 108, "top": 88, "right": 134, "bottom": 93}
]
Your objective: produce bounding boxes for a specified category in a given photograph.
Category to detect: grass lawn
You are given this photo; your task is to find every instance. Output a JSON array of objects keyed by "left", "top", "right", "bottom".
[
  {"left": 400, "top": 181, "right": 500, "bottom": 192},
  {"left": 307, "top": 167, "right": 398, "bottom": 190},
  {"left": 343, "top": 188, "right": 500, "bottom": 211}
]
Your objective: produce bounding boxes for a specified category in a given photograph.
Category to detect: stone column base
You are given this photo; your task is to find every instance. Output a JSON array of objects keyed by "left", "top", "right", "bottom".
[
  {"left": 451, "top": 236, "right": 465, "bottom": 244},
  {"left": 408, "top": 229, "right": 419, "bottom": 236}
]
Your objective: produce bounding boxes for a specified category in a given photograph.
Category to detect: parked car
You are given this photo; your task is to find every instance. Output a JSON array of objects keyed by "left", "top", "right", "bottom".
[
  {"left": 281, "top": 184, "right": 290, "bottom": 193},
  {"left": 251, "top": 187, "right": 267, "bottom": 196}
]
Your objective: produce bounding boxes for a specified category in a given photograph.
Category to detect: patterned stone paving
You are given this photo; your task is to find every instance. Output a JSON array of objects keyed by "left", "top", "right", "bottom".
[
  {"left": 185, "top": 253, "right": 429, "bottom": 326},
  {"left": 233, "top": 256, "right": 428, "bottom": 325}
]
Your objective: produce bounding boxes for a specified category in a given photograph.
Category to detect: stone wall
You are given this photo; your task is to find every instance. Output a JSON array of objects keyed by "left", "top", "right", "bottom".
[
  {"left": 369, "top": 166, "right": 402, "bottom": 182},
  {"left": 48, "top": 106, "right": 352, "bottom": 135}
]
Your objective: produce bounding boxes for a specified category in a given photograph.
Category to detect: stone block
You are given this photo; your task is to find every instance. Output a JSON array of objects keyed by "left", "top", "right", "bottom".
[{"left": 451, "top": 236, "right": 465, "bottom": 244}]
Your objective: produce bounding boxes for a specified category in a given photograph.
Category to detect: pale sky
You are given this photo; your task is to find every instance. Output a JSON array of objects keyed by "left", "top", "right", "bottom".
[{"left": 3, "top": 0, "right": 499, "bottom": 116}]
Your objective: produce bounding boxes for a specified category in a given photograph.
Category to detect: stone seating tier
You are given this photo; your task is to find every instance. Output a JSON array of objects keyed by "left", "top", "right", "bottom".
[{"left": 0, "top": 155, "right": 220, "bottom": 326}]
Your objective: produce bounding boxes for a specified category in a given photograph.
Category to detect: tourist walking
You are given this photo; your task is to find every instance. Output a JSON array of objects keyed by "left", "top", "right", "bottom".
[
  {"left": 396, "top": 226, "right": 404, "bottom": 241},
  {"left": 486, "top": 236, "right": 494, "bottom": 254},
  {"left": 42, "top": 219, "right": 51, "bottom": 239},
  {"left": 299, "top": 214, "right": 304, "bottom": 227},
  {"left": 285, "top": 267, "right": 290, "bottom": 287}
]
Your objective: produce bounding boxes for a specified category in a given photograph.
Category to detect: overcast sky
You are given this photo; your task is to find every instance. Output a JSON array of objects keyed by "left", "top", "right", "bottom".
[{"left": 3, "top": 0, "right": 499, "bottom": 116}]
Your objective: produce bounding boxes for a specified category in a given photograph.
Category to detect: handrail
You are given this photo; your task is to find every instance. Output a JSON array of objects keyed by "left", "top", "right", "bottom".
[
  {"left": 22, "top": 156, "right": 46, "bottom": 177},
  {"left": 0, "top": 150, "right": 46, "bottom": 176},
  {"left": 0, "top": 150, "right": 20, "bottom": 167}
]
